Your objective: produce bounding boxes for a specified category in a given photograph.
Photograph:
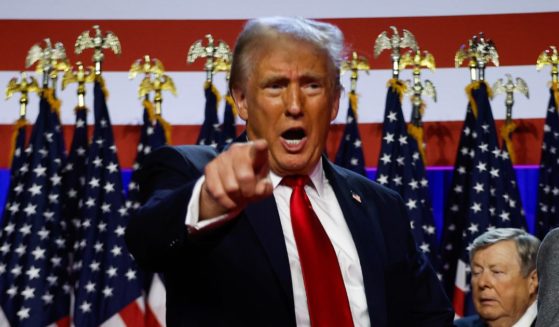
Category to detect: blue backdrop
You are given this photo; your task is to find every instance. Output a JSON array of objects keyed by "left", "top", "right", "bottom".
[{"left": 0, "top": 166, "right": 540, "bottom": 243}]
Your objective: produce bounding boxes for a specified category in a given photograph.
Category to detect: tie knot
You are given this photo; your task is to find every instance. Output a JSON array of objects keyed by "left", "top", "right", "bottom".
[{"left": 281, "top": 175, "right": 309, "bottom": 188}]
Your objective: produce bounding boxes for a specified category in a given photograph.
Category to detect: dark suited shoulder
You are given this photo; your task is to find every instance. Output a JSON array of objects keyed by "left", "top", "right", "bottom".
[
  {"left": 125, "top": 145, "right": 217, "bottom": 271},
  {"left": 137, "top": 145, "right": 217, "bottom": 202},
  {"left": 454, "top": 315, "right": 486, "bottom": 327},
  {"left": 328, "top": 162, "right": 454, "bottom": 326},
  {"left": 536, "top": 228, "right": 559, "bottom": 327},
  {"left": 330, "top": 163, "right": 404, "bottom": 207}
]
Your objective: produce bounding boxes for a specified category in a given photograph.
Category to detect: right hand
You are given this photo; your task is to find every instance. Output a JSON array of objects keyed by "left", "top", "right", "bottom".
[{"left": 199, "top": 139, "right": 273, "bottom": 220}]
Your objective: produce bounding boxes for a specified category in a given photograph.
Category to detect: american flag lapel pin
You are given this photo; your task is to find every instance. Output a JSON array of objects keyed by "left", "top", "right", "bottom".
[{"left": 351, "top": 192, "right": 362, "bottom": 204}]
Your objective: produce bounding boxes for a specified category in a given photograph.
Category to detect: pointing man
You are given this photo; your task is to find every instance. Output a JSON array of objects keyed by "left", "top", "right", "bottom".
[{"left": 126, "top": 17, "right": 453, "bottom": 326}]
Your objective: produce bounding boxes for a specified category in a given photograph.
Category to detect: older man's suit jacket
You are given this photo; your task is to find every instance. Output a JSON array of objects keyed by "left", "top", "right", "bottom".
[
  {"left": 536, "top": 228, "right": 559, "bottom": 327},
  {"left": 454, "top": 314, "right": 537, "bottom": 327},
  {"left": 453, "top": 315, "right": 488, "bottom": 327},
  {"left": 125, "top": 145, "right": 454, "bottom": 326}
]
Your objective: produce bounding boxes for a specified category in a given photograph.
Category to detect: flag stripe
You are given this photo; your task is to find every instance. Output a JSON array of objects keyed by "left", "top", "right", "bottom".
[
  {"left": 0, "top": 308, "right": 9, "bottom": 327},
  {"left": 452, "top": 286, "right": 466, "bottom": 318},
  {"left": 56, "top": 316, "right": 71, "bottom": 327},
  {"left": 145, "top": 307, "right": 164, "bottom": 327},
  {"left": 0, "top": 65, "right": 551, "bottom": 127},
  {"left": 0, "top": 117, "right": 546, "bottom": 169},
  {"left": 118, "top": 298, "right": 145, "bottom": 327},
  {"left": 145, "top": 274, "right": 166, "bottom": 327},
  {"left": 0, "top": 12, "right": 557, "bottom": 71}
]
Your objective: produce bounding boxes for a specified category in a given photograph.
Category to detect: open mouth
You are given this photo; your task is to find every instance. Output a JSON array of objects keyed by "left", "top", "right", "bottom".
[
  {"left": 281, "top": 128, "right": 306, "bottom": 145},
  {"left": 280, "top": 128, "right": 307, "bottom": 151}
]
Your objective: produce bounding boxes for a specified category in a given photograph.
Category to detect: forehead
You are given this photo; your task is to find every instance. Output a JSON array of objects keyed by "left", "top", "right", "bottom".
[
  {"left": 473, "top": 240, "right": 521, "bottom": 266},
  {"left": 251, "top": 36, "right": 331, "bottom": 74}
]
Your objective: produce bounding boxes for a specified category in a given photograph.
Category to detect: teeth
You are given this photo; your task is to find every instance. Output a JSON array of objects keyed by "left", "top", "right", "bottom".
[{"left": 285, "top": 139, "right": 302, "bottom": 145}]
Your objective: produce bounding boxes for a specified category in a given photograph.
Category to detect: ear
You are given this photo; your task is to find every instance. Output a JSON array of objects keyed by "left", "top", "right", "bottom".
[
  {"left": 232, "top": 87, "right": 249, "bottom": 121},
  {"left": 527, "top": 269, "right": 538, "bottom": 295}
]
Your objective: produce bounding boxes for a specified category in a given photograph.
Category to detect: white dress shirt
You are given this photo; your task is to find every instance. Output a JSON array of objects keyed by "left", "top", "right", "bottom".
[
  {"left": 512, "top": 301, "right": 537, "bottom": 327},
  {"left": 185, "top": 158, "right": 371, "bottom": 326}
]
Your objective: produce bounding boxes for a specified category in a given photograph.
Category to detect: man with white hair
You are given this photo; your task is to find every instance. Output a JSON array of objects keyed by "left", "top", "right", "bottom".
[
  {"left": 126, "top": 17, "right": 453, "bottom": 326},
  {"left": 455, "top": 228, "right": 540, "bottom": 327}
]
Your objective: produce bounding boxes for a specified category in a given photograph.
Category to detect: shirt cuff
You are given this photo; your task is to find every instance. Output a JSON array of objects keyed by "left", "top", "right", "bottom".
[{"left": 185, "top": 176, "right": 240, "bottom": 234}]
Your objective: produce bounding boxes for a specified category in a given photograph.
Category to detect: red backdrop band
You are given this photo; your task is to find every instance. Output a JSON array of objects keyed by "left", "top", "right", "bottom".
[
  {"left": 0, "top": 118, "right": 544, "bottom": 169},
  {"left": 0, "top": 12, "right": 557, "bottom": 72}
]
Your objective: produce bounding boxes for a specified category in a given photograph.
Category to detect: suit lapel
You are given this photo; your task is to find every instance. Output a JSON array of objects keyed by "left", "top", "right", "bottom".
[
  {"left": 240, "top": 149, "right": 388, "bottom": 325},
  {"left": 225, "top": 131, "right": 294, "bottom": 311},
  {"left": 323, "top": 159, "right": 388, "bottom": 327},
  {"left": 244, "top": 196, "right": 295, "bottom": 314}
]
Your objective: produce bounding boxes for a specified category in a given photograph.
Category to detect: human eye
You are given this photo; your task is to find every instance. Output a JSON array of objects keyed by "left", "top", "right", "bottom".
[
  {"left": 302, "top": 80, "right": 323, "bottom": 95},
  {"left": 491, "top": 269, "right": 505, "bottom": 277},
  {"left": 267, "top": 82, "right": 283, "bottom": 89},
  {"left": 471, "top": 269, "right": 481, "bottom": 277},
  {"left": 262, "top": 78, "right": 286, "bottom": 95}
]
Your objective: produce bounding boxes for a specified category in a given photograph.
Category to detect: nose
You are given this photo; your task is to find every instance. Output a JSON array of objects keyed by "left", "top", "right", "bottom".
[
  {"left": 474, "top": 271, "right": 492, "bottom": 289},
  {"left": 285, "top": 85, "right": 303, "bottom": 117}
]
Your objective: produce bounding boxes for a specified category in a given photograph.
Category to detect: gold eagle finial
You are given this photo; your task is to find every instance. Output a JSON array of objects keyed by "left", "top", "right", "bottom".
[
  {"left": 62, "top": 61, "right": 96, "bottom": 108},
  {"left": 536, "top": 46, "right": 559, "bottom": 83},
  {"left": 187, "top": 34, "right": 231, "bottom": 83},
  {"left": 25, "top": 38, "right": 69, "bottom": 89},
  {"left": 340, "top": 51, "right": 370, "bottom": 92},
  {"left": 374, "top": 26, "right": 418, "bottom": 79},
  {"left": 75, "top": 25, "right": 121, "bottom": 76},
  {"left": 6, "top": 72, "right": 41, "bottom": 118}
]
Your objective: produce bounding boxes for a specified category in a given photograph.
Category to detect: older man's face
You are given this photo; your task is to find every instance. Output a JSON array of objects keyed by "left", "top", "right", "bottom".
[
  {"left": 234, "top": 36, "right": 340, "bottom": 176},
  {"left": 471, "top": 240, "right": 538, "bottom": 326}
]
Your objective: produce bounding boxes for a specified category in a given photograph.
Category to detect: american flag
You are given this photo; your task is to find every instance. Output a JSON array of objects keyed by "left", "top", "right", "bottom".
[
  {"left": 1, "top": 118, "right": 28, "bottom": 224},
  {"left": 439, "top": 104, "right": 477, "bottom": 298},
  {"left": 72, "top": 79, "right": 144, "bottom": 326},
  {"left": 221, "top": 94, "right": 237, "bottom": 151},
  {"left": 335, "top": 92, "right": 366, "bottom": 176},
  {"left": 127, "top": 100, "right": 169, "bottom": 327},
  {"left": 451, "top": 81, "right": 526, "bottom": 317},
  {"left": 375, "top": 79, "right": 440, "bottom": 270},
  {"left": 61, "top": 106, "right": 89, "bottom": 257},
  {"left": 535, "top": 85, "right": 559, "bottom": 239},
  {"left": 197, "top": 81, "right": 222, "bottom": 149},
  {"left": 7, "top": 118, "right": 28, "bottom": 183},
  {"left": 127, "top": 100, "right": 168, "bottom": 210},
  {"left": 0, "top": 91, "right": 71, "bottom": 326}
]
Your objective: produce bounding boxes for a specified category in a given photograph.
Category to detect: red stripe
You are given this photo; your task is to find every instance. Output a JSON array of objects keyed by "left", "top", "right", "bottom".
[
  {"left": 56, "top": 316, "right": 70, "bottom": 327},
  {"left": 452, "top": 285, "right": 466, "bottom": 318},
  {"left": 0, "top": 12, "right": 557, "bottom": 71},
  {"left": 0, "top": 118, "right": 545, "bottom": 169},
  {"left": 118, "top": 300, "right": 145, "bottom": 327},
  {"left": 145, "top": 306, "right": 164, "bottom": 327}
]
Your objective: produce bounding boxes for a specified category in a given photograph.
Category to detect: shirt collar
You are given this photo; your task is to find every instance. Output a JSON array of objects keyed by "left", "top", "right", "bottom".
[
  {"left": 269, "top": 158, "right": 325, "bottom": 197},
  {"left": 512, "top": 300, "right": 537, "bottom": 327}
]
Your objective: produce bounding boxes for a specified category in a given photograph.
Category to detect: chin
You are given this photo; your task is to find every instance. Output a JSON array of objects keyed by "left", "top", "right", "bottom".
[
  {"left": 274, "top": 158, "right": 311, "bottom": 175},
  {"left": 478, "top": 309, "right": 503, "bottom": 321},
  {"left": 279, "top": 163, "right": 308, "bottom": 175}
]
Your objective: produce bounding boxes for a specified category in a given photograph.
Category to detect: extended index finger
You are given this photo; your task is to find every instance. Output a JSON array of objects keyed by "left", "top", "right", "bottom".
[{"left": 249, "top": 139, "right": 269, "bottom": 174}]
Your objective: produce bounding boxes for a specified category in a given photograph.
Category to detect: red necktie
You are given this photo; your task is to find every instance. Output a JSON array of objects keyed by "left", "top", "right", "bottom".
[{"left": 283, "top": 176, "right": 354, "bottom": 326}]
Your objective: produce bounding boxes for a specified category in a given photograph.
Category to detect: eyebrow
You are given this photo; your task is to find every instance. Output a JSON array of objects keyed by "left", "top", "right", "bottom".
[
  {"left": 259, "top": 72, "right": 325, "bottom": 86},
  {"left": 472, "top": 262, "right": 507, "bottom": 270},
  {"left": 259, "top": 75, "right": 289, "bottom": 87}
]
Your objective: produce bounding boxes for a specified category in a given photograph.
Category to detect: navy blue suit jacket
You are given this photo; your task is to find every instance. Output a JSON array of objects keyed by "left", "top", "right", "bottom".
[{"left": 125, "top": 145, "right": 453, "bottom": 326}]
